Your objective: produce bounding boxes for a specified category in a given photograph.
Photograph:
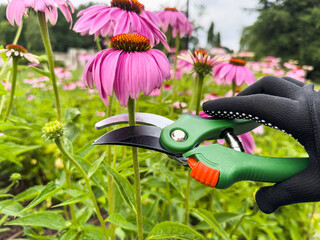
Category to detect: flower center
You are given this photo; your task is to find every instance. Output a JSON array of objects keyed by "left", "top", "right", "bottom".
[
  {"left": 6, "top": 44, "right": 27, "bottom": 53},
  {"left": 111, "top": 34, "right": 151, "bottom": 52},
  {"left": 111, "top": 0, "right": 144, "bottom": 14},
  {"left": 194, "top": 50, "right": 208, "bottom": 56},
  {"left": 165, "top": 7, "right": 178, "bottom": 12},
  {"left": 229, "top": 58, "right": 246, "bottom": 66}
]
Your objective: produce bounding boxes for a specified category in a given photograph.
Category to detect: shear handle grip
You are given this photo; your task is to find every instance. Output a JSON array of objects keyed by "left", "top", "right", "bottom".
[{"left": 184, "top": 144, "right": 309, "bottom": 189}]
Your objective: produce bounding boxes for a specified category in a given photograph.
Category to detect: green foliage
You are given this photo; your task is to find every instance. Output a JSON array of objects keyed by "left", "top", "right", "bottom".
[
  {"left": 241, "top": 0, "right": 320, "bottom": 80},
  {"left": 146, "top": 222, "right": 205, "bottom": 240}
]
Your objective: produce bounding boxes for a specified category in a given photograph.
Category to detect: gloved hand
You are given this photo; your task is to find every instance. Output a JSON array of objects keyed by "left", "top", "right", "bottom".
[{"left": 202, "top": 75, "right": 320, "bottom": 214}]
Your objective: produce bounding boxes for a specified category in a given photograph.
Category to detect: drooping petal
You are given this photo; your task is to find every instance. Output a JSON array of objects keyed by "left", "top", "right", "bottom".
[
  {"left": 6, "top": 0, "right": 26, "bottom": 26},
  {"left": 113, "top": 53, "right": 129, "bottom": 106},
  {"left": 225, "top": 65, "right": 236, "bottom": 85}
]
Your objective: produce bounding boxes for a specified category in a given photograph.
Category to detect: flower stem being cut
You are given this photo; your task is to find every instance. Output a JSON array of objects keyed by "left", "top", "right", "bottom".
[
  {"left": 38, "top": 12, "right": 62, "bottom": 121},
  {"left": 128, "top": 98, "right": 144, "bottom": 240},
  {"left": 3, "top": 57, "right": 18, "bottom": 122}
]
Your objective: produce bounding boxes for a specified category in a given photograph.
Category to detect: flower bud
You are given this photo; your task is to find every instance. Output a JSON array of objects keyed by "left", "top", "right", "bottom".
[
  {"left": 10, "top": 173, "right": 22, "bottom": 183},
  {"left": 42, "top": 120, "right": 64, "bottom": 140}
]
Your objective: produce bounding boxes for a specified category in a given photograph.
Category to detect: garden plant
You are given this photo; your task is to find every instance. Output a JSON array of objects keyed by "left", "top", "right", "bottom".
[{"left": 0, "top": 0, "right": 319, "bottom": 239}]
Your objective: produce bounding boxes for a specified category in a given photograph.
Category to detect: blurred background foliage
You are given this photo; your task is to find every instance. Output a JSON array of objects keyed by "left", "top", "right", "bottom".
[{"left": 241, "top": 0, "right": 320, "bottom": 81}]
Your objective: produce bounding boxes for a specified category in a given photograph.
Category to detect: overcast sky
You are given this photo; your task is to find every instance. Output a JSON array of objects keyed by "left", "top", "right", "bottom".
[{"left": 0, "top": 0, "right": 259, "bottom": 51}]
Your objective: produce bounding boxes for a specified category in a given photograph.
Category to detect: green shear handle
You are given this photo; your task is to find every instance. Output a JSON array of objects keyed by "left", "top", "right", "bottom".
[{"left": 184, "top": 144, "right": 309, "bottom": 189}]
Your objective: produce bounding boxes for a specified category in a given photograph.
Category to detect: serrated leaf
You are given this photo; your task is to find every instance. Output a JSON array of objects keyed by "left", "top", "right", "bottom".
[
  {"left": 14, "top": 185, "right": 45, "bottom": 202},
  {"left": 6, "top": 212, "right": 67, "bottom": 230},
  {"left": 192, "top": 208, "right": 231, "bottom": 240},
  {"left": 106, "top": 213, "right": 137, "bottom": 231},
  {"left": 18, "top": 182, "right": 62, "bottom": 215},
  {"left": 146, "top": 221, "right": 205, "bottom": 240},
  {"left": 52, "top": 194, "right": 89, "bottom": 208},
  {"left": 0, "top": 200, "right": 24, "bottom": 216},
  {"left": 103, "top": 163, "right": 136, "bottom": 212},
  {"left": 159, "top": 164, "right": 185, "bottom": 198},
  {"left": 88, "top": 152, "right": 106, "bottom": 178}
]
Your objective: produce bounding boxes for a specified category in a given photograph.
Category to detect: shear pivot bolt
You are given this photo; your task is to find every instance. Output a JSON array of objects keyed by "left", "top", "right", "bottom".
[{"left": 171, "top": 130, "right": 187, "bottom": 142}]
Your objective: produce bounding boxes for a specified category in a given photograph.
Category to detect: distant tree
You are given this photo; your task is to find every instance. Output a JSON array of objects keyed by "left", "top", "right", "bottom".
[
  {"left": 216, "top": 32, "right": 221, "bottom": 47},
  {"left": 207, "top": 22, "right": 215, "bottom": 47},
  {"left": 240, "top": 0, "right": 320, "bottom": 81}
]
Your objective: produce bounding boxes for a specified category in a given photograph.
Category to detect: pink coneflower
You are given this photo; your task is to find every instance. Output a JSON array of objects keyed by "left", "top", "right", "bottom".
[
  {"left": 27, "top": 95, "right": 35, "bottom": 101},
  {"left": 157, "top": 7, "right": 193, "bottom": 38},
  {"left": 0, "top": 44, "right": 39, "bottom": 64},
  {"left": 73, "top": 0, "right": 169, "bottom": 49},
  {"left": 150, "top": 83, "right": 172, "bottom": 96},
  {"left": 214, "top": 58, "right": 255, "bottom": 86},
  {"left": 172, "top": 101, "right": 187, "bottom": 109},
  {"left": 83, "top": 33, "right": 170, "bottom": 107},
  {"left": 6, "top": 0, "right": 74, "bottom": 26},
  {"left": 178, "top": 50, "right": 225, "bottom": 77}
]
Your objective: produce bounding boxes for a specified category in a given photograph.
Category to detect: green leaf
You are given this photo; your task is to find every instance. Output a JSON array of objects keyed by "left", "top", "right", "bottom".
[
  {"left": 59, "top": 229, "right": 79, "bottom": 240},
  {"left": 192, "top": 208, "right": 231, "bottom": 240},
  {"left": 103, "top": 163, "right": 136, "bottom": 212},
  {"left": 0, "top": 144, "right": 21, "bottom": 165},
  {"left": 106, "top": 213, "right": 137, "bottom": 231},
  {"left": 214, "top": 212, "right": 243, "bottom": 223},
  {"left": 159, "top": 164, "right": 185, "bottom": 198},
  {"left": 88, "top": 152, "right": 106, "bottom": 178},
  {"left": 146, "top": 221, "right": 205, "bottom": 240},
  {"left": 6, "top": 212, "right": 67, "bottom": 230},
  {"left": 0, "top": 228, "right": 10, "bottom": 233},
  {"left": 52, "top": 194, "right": 89, "bottom": 208},
  {"left": 0, "top": 45, "right": 7, "bottom": 63},
  {"left": 65, "top": 108, "right": 81, "bottom": 123},
  {"left": 0, "top": 122, "right": 31, "bottom": 131},
  {"left": 0, "top": 200, "right": 24, "bottom": 216},
  {"left": 14, "top": 185, "right": 45, "bottom": 202},
  {"left": 18, "top": 182, "right": 62, "bottom": 215},
  {"left": 82, "top": 226, "right": 106, "bottom": 240},
  {"left": 29, "top": 66, "right": 51, "bottom": 77}
]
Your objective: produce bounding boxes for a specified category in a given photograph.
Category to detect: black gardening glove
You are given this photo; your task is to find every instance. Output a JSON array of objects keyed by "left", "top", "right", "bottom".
[{"left": 203, "top": 75, "right": 320, "bottom": 214}]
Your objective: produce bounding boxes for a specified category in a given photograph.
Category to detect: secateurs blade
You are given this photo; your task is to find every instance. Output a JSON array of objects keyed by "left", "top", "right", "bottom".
[{"left": 93, "top": 113, "right": 309, "bottom": 189}]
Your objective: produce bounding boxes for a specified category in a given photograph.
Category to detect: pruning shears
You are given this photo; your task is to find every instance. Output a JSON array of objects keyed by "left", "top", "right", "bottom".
[{"left": 93, "top": 113, "right": 309, "bottom": 189}]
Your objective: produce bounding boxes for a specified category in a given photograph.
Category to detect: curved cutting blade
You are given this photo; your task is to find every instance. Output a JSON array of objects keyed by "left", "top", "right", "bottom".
[
  {"left": 93, "top": 125, "right": 188, "bottom": 166},
  {"left": 95, "top": 113, "right": 174, "bottom": 130}
]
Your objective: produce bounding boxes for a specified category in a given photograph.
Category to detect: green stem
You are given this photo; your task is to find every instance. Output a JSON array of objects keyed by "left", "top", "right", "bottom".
[
  {"left": 128, "top": 98, "right": 144, "bottom": 240},
  {"left": 195, "top": 74, "right": 205, "bottom": 115},
  {"left": 3, "top": 57, "right": 18, "bottom": 122},
  {"left": 306, "top": 203, "right": 317, "bottom": 240},
  {"left": 173, "top": 36, "right": 180, "bottom": 79},
  {"left": 0, "top": 21, "right": 24, "bottom": 117},
  {"left": 229, "top": 204, "right": 258, "bottom": 238},
  {"left": 55, "top": 138, "right": 108, "bottom": 239},
  {"left": 63, "top": 161, "right": 77, "bottom": 224},
  {"left": 106, "top": 96, "right": 116, "bottom": 240},
  {"left": 232, "top": 80, "right": 236, "bottom": 97},
  {"left": 185, "top": 73, "right": 205, "bottom": 225},
  {"left": 38, "top": 12, "right": 62, "bottom": 121},
  {"left": 13, "top": 20, "right": 23, "bottom": 45},
  {"left": 96, "top": 37, "right": 102, "bottom": 52}
]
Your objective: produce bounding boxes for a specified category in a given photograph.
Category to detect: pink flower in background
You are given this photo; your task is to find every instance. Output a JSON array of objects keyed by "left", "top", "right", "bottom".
[
  {"left": 179, "top": 50, "right": 225, "bottom": 76},
  {"left": 214, "top": 58, "right": 255, "bottom": 86},
  {"left": 142, "top": 9, "right": 161, "bottom": 27},
  {"left": 204, "top": 92, "right": 220, "bottom": 101},
  {"left": 55, "top": 67, "right": 72, "bottom": 80},
  {"left": 199, "top": 111, "right": 211, "bottom": 118},
  {"left": 218, "top": 132, "right": 255, "bottom": 154},
  {"left": 78, "top": 53, "right": 92, "bottom": 63},
  {"left": 6, "top": 0, "right": 74, "bottom": 26},
  {"left": 73, "top": 0, "right": 169, "bottom": 50},
  {"left": 63, "top": 82, "right": 78, "bottom": 90},
  {"left": 178, "top": 90, "right": 192, "bottom": 96},
  {"left": 233, "top": 51, "right": 254, "bottom": 58},
  {"left": 172, "top": 101, "right": 187, "bottom": 109},
  {"left": 285, "top": 68, "right": 306, "bottom": 82},
  {"left": 27, "top": 95, "right": 35, "bottom": 101},
  {"left": 157, "top": 7, "right": 193, "bottom": 38},
  {"left": 211, "top": 47, "right": 227, "bottom": 56},
  {"left": 96, "top": 111, "right": 106, "bottom": 117},
  {"left": 150, "top": 84, "right": 173, "bottom": 96},
  {"left": 2, "top": 80, "right": 11, "bottom": 91},
  {"left": 83, "top": 34, "right": 170, "bottom": 107}
]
